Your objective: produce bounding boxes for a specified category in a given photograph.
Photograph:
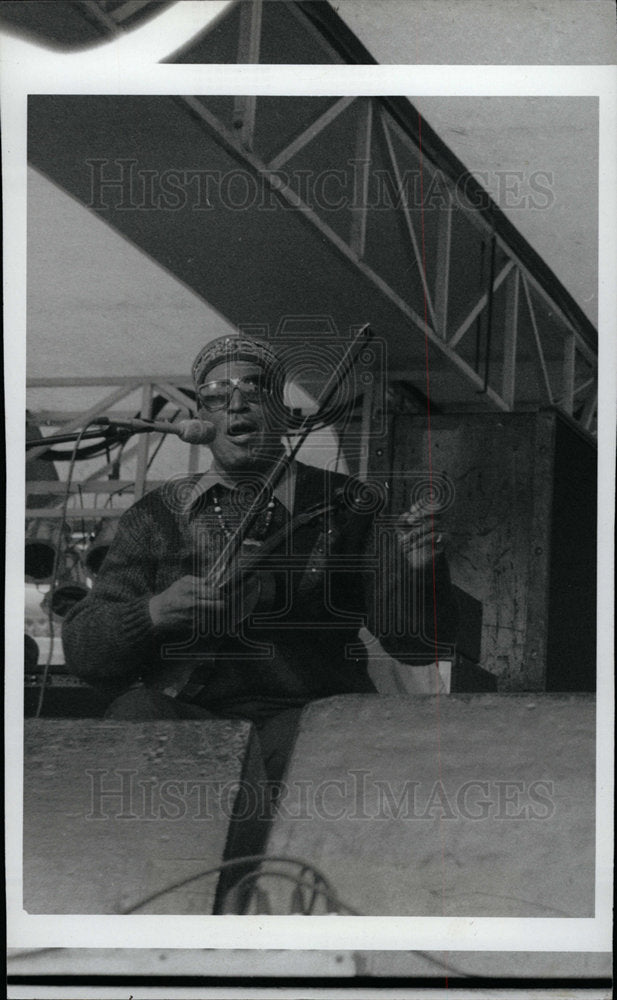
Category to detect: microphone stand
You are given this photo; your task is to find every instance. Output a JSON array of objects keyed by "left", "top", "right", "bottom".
[{"left": 26, "top": 428, "right": 122, "bottom": 449}]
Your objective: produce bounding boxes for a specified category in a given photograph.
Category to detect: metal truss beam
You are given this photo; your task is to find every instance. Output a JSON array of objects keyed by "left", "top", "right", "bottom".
[
  {"left": 379, "top": 109, "right": 438, "bottom": 332},
  {"left": 80, "top": 0, "right": 121, "bottom": 34},
  {"left": 502, "top": 266, "right": 520, "bottom": 409},
  {"left": 232, "top": 0, "right": 263, "bottom": 151},
  {"left": 581, "top": 388, "right": 598, "bottom": 433},
  {"left": 448, "top": 260, "right": 515, "bottom": 349},
  {"left": 383, "top": 109, "right": 597, "bottom": 370},
  {"left": 25, "top": 377, "right": 200, "bottom": 511},
  {"left": 28, "top": 78, "right": 597, "bottom": 433},
  {"left": 517, "top": 256, "right": 597, "bottom": 368},
  {"left": 521, "top": 273, "right": 554, "bottom": 405},
  {"left": 109, "top": 1, "right": 155, "bottom": 25},
  {"left": 26, "top": 381, "right": 145, "bottom": 464},
  {"left": 181, "top": 96, "right": 510, "bottom": 414},
  {"left": 433, "top": 187, "right": 453, "bottom": 341},
  {"left": 268, "top": 96, "right": 356, "bottom": 171},
  {"left": 181, "top": 93, "right": 600, "bottom": 427}
]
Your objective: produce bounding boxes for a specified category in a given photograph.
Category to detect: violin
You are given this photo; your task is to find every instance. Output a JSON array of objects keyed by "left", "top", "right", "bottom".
[{"left": 212, "top": 497, "right": 343, "bottom": 620}]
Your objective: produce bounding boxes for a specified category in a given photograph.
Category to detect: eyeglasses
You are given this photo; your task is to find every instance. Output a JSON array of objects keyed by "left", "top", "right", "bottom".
[{"left": 197, "top": 374, "right": 270, "bottom": 411}]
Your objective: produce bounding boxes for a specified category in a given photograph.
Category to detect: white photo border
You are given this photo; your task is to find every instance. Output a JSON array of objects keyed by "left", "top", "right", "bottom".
[{"left": 2, "top": 8, "right": 615, "bottom": 958}]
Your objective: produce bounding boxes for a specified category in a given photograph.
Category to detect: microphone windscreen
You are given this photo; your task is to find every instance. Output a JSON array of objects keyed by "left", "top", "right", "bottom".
[{"left": 180, "top": 419, "right": 216, "bottom": 445}]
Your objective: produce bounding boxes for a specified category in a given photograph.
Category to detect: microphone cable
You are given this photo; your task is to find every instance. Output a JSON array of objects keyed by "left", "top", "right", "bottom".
[
  {"left": 34, "top": 402, "right": 189, "bottom": 713},
  {"left": 34, "top": 418, "right": 102, "bottom": 717}
]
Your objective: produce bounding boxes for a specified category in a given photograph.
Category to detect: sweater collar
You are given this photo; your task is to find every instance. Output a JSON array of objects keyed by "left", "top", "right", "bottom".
[{"left": 183, "top": 459, "right": 297, "bottom": 514}]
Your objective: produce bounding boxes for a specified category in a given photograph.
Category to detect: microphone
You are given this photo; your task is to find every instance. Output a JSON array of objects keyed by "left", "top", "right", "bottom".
[{"left": 95, "top": 416, "right": 216, "bottom": 445}]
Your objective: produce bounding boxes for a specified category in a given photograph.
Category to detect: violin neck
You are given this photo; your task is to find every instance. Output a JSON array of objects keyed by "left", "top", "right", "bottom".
[{"left": 207, "top": 451, "right": 293, "bottom": 588}]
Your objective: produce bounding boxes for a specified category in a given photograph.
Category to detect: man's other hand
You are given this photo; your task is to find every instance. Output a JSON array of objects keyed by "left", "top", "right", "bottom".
[{"left": 395, "top": 502, "right": 444, "bottom": 570}]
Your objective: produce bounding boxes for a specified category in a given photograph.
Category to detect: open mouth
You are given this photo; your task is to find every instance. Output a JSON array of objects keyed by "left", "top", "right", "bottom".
[{"left": 227, "top": 422, "right": 258, "bottom": 442}]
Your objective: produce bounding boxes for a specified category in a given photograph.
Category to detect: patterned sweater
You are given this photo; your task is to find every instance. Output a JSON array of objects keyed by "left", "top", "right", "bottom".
[{"left": 63, "top": 462, "right": 458, "bottom": 715}]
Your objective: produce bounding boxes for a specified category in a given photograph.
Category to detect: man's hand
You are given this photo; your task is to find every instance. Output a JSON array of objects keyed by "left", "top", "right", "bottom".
[
  {"left": 148, "top": 575, "right": 228, "bottom": 630},
  {"left": 395, "top": 502, "right": 444, "bottom": 570}
]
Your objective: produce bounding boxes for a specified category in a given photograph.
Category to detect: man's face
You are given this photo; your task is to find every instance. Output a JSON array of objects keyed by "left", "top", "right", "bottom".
[{"left": 197, "top": 359, "right": 285, "bottom": 474}]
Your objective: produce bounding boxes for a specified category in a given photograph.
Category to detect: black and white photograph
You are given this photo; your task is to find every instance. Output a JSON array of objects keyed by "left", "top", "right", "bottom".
[{"left": 2, "top": 1, "right": 615, "bottom": 997}]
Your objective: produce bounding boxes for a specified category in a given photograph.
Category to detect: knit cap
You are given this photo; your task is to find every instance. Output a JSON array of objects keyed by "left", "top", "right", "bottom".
[{"left": 192, "top": 334, "right": 286, "bottom": 390}]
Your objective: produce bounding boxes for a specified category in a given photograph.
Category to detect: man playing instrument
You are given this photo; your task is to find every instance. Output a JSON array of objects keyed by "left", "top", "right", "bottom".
[{"left": 63, "top": 335, "right": 458, "bottom": 783}]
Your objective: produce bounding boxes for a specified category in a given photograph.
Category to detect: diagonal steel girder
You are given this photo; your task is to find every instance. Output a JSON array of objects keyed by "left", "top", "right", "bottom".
[{"left": 181, "top": 95, "right": 510, "bottom": 413}]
